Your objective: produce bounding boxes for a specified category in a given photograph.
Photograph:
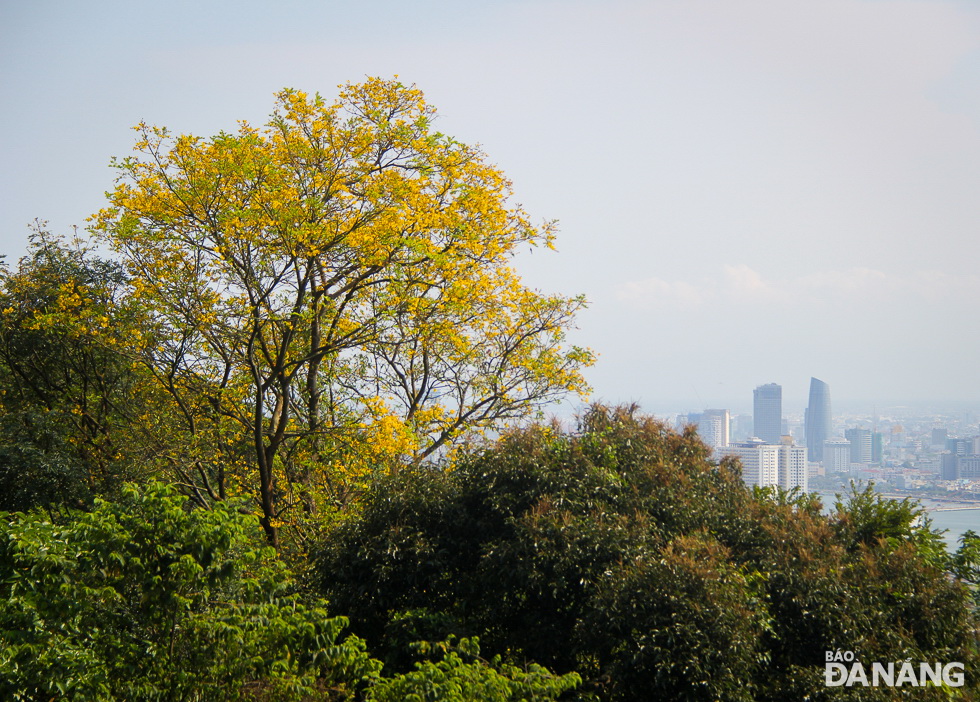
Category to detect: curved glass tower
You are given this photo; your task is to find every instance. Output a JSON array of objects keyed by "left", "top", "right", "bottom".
[{"left": 805, "top": 377, "right": 832, "bottom": 462}]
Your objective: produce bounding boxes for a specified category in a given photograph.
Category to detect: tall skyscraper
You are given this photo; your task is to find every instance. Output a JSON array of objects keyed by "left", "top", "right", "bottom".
[
  {"left": 753, "top": 383, "right": 782, "bottom": 444},
  {"left": 805, "top": 377, "right": 832, "bottom": 462}
]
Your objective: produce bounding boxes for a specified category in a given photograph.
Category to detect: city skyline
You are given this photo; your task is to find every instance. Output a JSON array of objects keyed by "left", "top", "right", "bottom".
[
  {"left": 677, "top": 373, "right": 980, "bottom": 452},
  {"left": 643, "top": 384, "right": 980, "bottom": 423}
]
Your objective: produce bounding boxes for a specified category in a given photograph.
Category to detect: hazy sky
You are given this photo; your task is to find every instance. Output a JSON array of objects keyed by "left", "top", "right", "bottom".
[{"left": 3, "top": 0, "right": 979, "bottom": 415}]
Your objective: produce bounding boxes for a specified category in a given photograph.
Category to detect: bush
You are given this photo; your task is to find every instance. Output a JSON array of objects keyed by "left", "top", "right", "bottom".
[
  {"left": 0, "top": 482, "right": 380, "bottom": 701},
  {"left": 366, "top": 637, "right": 581, "bottom": 702}
]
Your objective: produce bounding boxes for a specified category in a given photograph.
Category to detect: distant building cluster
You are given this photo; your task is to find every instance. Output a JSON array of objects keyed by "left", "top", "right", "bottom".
[{"left": 674, "top": 377, "right": 980, "bottom": 498}]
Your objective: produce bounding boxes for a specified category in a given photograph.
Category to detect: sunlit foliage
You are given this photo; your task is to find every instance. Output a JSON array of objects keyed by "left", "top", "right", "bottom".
[
  {"left": 365, "top": 637, "right": 581, "bottom": 702},
  {"left": 0, "top": 482, "right": 380, "bottom": 700},
  {"left": 92, "top": 78, "right": 592, "bottom": 547}
]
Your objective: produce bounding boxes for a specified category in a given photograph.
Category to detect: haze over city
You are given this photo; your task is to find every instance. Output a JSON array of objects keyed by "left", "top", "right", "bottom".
[{"left": 3, "top": 0, "right": 979, "bottom": 412}]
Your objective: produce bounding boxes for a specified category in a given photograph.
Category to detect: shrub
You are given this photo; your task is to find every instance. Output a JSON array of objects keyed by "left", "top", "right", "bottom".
[{"left": 0, "top": 482, "right": 379, "bottom": 701}]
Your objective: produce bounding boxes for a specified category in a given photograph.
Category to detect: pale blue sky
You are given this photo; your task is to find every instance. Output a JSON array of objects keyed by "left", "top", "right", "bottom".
[{"left": 3, "top": 0, "right": 979, "bottom": 413}]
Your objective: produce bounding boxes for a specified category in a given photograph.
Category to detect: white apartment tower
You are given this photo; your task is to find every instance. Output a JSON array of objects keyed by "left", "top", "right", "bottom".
[
  {"left": 722, "top": 440, "right": 780, "bottom": 488},
  {"left": 718, "top": 438, "right": 808, "bottom": 492},
  {"left": 823, "top": 438, "right": 851, "bottom": 473},
  {"left": 778, "top": 442, "right": 809, "bottom": 493}
]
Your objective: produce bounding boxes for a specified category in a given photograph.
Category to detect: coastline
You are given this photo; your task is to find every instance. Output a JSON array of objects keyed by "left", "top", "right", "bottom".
[{"left": 816, "top": 490, "right": 980, "bottom": 550}]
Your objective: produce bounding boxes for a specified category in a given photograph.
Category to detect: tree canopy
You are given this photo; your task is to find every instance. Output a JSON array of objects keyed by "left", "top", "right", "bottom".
[
  {"left": 0, "top": 482, "right": 381, "bottom": 700},
  {"left": 317, "top": 405, "right": 979, "bottom": 701},
  {"left": 0, "top": 228, "right": 157, "bottom": 512},
  {"left": 91, "top": 78, "right": 593, "bottom": 547}
]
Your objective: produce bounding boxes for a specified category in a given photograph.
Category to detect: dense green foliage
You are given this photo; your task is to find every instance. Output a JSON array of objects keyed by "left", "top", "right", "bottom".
[
  {"left": 0, "top": 482, "right": 577, "bottom": 701},
  {"left": 0, "top": 482, "right": 380, "bottom": 700},
  {"left": 317, "top": 405, "right": 980, "bottom": 700},
  {"left": 364, "top": 638, "right": 581, "bottom": 702},
  {"left": 953, "top": 530, "right": 980, "bottom": 611}
]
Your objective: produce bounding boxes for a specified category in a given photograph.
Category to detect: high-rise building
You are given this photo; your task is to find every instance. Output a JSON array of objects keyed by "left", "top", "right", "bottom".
[
  {"left": 871, "top": 432, "right": 884, "bottom": 463},
  {"left": 718, "top": 437, "right": 807, "bottom": 491},
  {"left": 778, "top": 439, "right": 809, "bottom": 493},
  {"left": 753, "top": 383, "right": 782, "bottom": 445},
  {"left": 941, "top": 453, "right": 959, "bottom": 480},
  {"left": 721, "top": 439, "right": 780, "bottom": 488},
  {"left": 699, "top": 409, "right": 730, "bottom": 449},
  {"left": 844, "top": 428, "right": 872, "bottom": 464},
  {"left": 947, "top": 438, "right": 973, "bottom": 456},
  {"left": 956, "top": 456, "right": 980, "bottom": 480},
  {"left": 823, "top": 438, "right": 851, "bottom": 473},
  {"left": 805, "top": 377, "right": 832, "bottom": 462}
]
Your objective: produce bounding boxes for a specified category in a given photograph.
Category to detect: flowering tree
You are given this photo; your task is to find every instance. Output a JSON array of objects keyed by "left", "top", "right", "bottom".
[{"left": 93, "top": 78, "right": 592, "bottom": 547}]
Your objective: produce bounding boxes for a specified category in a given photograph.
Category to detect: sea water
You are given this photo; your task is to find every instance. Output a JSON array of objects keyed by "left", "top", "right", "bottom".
[
  {"left": 927, "top": 509, "right": 980, "bottom": 551},
  {"left": 817, "top": 492, "right": 980, "bottom": 552}
]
